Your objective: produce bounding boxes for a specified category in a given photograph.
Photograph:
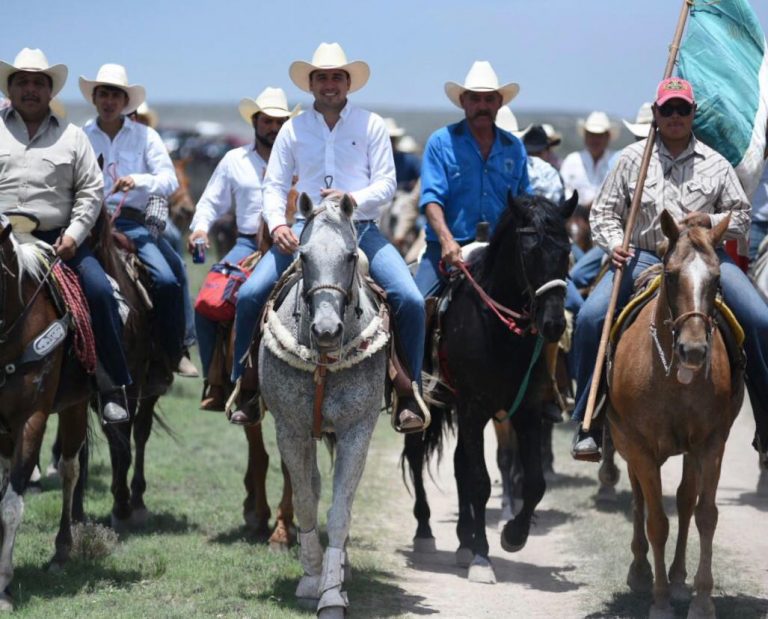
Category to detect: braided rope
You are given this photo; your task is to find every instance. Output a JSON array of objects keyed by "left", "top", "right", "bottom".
[{"left": 52, "top": 262, "right": 97, "bottom": 374}]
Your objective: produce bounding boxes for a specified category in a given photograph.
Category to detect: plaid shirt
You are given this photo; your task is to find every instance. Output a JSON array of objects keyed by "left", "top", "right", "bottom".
[
  {"left": 144, "top": 195, "right": 168, "bottom": 238},
  {"left": 590, "top": 135, "right": 751, "bottom": 254}
]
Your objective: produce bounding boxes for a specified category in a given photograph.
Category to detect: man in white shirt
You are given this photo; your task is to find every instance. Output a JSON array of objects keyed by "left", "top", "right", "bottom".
[
  {"left": 188, "top": 87, "right": 296, "bottom": 409},
  {"left": 230, "top": 43, "right": 426, "bottom": 431},
  {"left": 80, "top": 64, "right": 184, "bottom": 392}
]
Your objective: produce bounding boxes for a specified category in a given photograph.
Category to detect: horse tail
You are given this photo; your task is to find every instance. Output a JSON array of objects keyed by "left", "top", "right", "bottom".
[{"left": 399, "top": 400, "right": 454, "bottom": 491}]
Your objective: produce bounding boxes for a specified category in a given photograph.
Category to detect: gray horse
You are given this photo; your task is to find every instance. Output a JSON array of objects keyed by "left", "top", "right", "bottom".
[{"left": 259, "top": 193, "right": 388, "bottom": 617}]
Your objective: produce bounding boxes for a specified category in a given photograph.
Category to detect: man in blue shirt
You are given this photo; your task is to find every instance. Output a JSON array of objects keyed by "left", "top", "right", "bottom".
[{"left": 415, "top": 61, "right": 531, "bottom": 297}]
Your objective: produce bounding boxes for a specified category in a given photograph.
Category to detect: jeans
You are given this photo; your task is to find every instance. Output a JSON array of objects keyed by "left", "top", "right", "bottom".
[
  {"left": 163, "top": 219, "right": 184, "bottom": 255},
  {"left": 749, "top": 220, "right": 768, "bottom": 263},
  {"left": 570, "top": 245, "right": 606, "bottom": 290},
  {"left": 196, "top": 235, "right": 259, "bottom": 377},
  {"left": 571, "top": 249, "right": 768, "bottom": 445},
  {"left": 33, "top": 229, "right": 131, "bottom": 387},
  {"left": 232, "top": 221, "right": 426, "bottom": 389},
  {"left": 115, "top": 218, "right": 186, "bottom": 363},
  {"left": 415, "top": 240, "right": 584, "bottom": 314}
]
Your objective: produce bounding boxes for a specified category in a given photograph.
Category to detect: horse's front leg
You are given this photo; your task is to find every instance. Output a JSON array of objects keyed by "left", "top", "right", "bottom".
[
  {"left": 52, "top": 402, "right": 88, "bottom": 567},
  {"left": 242, "top": 423, "right": 271, "bottom": 541},
  {"left": 403, "top": 431, "right": 436, "bottom": 552},
  {"left": 668, "top": 454, "right": 697, "bottom": 603},
  {"left": 273, "top": 422, "right": 322, "bottom": 603},
  {"left": 0, "top": 443, "right": 19, "bottom": 611},
  {"left": 103, "top": 419, "right": 133, "bottom": 531},
  {"left": 130, "top": 395, "right": 156, "bottom": 526},
  {"left": 501, "top": 408, "right": 545, "bottom": 554},
  {"left": 626, "top": 465, "right": 653, "bottom": 593},
  {"left": 268, "top": 460, "right": 296, "bottom": 551},
  {"left": 597, "top": 425, "right": 620, "bottom": 504},
  {"left": 493, "top": 418, "right": 516, "bottom": 524}
]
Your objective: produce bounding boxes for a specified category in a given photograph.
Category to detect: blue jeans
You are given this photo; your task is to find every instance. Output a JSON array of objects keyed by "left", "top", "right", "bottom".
[
  {"left": 196, "top": 235, "right": 259, "bottom": 377},
  {"left": 163, "top": 219, "right": 184, "bottom": 255},
  {"left": 33, "top": 229, "right": 131, "bottom": 387},
  {"left": 116, "top": 218, "right": 186, "bottom": 362},
  {"left": 415, "top": 240, "right": 584, "bottom": 315},
  {"left": 749, "top": 220, "right": 768, "bottom": 263},
  {"left": 571, "top": 249, "right": 768, "bottom": 439},
  {"left": 232, "top": 221, "right": 426, "bottom": 388},
  {"left": 570, "top": 245, "right": 606, "bottom": 290}
]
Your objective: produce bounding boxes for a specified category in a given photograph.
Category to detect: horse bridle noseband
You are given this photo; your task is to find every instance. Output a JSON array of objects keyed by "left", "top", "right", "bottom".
[{"left": 515, "top": 225, "right": 568, "bottom": 316}]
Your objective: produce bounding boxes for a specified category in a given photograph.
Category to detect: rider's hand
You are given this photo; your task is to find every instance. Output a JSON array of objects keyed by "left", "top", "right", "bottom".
[
  {"left": 611, "top": 244, "right": 635, "bottom": 269},
  {"left": 681, "top": 212, "right": 712, "bottom": 229},
  {"left": 272, "top": 225, "right": 299, "bottom": 255},
  {"left": 111, "top": 175, "right": 136, "bottom": 194},
  {"left": 188, "top": 230, "right": 209, "bottom": 253},
  {"left": 54, "top": 234, "right": 77, "bottom": 261},
  {"left": 440, "top": 237, "right": 463, "bottom": 267}
]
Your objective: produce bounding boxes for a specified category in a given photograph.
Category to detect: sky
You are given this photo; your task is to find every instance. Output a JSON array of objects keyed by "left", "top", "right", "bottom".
[{"left": 4, "top": 0, "right": 768, "bottom": 118}]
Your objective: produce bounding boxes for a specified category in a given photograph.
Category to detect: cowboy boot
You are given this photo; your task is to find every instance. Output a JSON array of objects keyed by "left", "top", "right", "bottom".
[
  {"left": 95, "top": 362, "right": 129, "bottom": 424},
  {"left": 199, "top": 381, "right": 227, "bottom": 412},
  {"left": 229, "top": 387, "right": 260, "bottom": 426}
]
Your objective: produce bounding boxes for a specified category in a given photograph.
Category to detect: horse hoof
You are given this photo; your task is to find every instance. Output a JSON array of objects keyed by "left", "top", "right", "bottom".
[
  {"left": 595, "top": 484, "right": 618, "bottom": 505},
  {"left": 757, "top": 470, "right": 768, "bottom": 498},
  {"left": 296, "top": 575, "right": 320, "bottom": 601},
  {"left": 455, "top": 546, "right": 473, "bottom": 568},
  {"left": 130, "top": 508, "right": 150, "bottom": 527},
  {"left": 687, "top": 594, "right": 716, "bottom": 619},
  {"left": 0, "top": 592, "right": 13, "bottom": 611},
  {"left": 669, "top": 581, "right": 691, "bottom": 603},
  {"left": 47, "top": 560, "right": 64, "bottom": 573},
  {"left": 110, "top": 513, "right": 131, "bottom": 534},
  {"left": 500, "top": 516, "right": 529, "bottom": 553},
  {"left": 627, "top": 560, "right": 653, "bottom": 593},
  {"left": 413, "top": 536, "right": 436, "bottom": 553},
  {"left": 269, "top": 539, "right": 291, "bottom": 554},
  {"left": 649, "top": 602, "right": 674, "bottom": 619},
  {"left": 317, "top": 607, "right": 345, "bottom": 619},
  {"left": 467, "top": 556, "right": 496, "bottom": 584}
]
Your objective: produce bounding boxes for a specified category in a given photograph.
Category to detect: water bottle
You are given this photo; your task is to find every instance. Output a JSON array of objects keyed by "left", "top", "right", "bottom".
[{"left": 192, "top": 238, "right": 206, "bottom": 264}]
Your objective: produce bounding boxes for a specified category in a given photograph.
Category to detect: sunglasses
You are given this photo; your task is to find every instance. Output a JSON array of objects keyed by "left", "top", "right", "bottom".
[{"left": 657, "top": 102, "right": 694, "bottom": 117}]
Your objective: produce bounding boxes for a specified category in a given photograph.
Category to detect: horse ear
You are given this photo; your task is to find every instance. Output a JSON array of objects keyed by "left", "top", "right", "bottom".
[
  {"left": 660, "top": 209, "right": 680, "bottom": 243},
  {"left": 298, "top": 192, "right": 314, "bottom": 219},
  {"left": 340, "top": 193, "right": 356, "bottom": 218},
  {"left": 561, "top": 191, "right": 578, "bottom": 219},
  {"left": 507, "top": 191, "right": 524, "bottom": 223},
  {"left": 709, "top": 213, "right": 730, "bottom": 247}
]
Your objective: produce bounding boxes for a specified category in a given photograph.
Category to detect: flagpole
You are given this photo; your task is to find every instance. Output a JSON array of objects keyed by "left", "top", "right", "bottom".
[{"left": 581, "top": 0, "right": 692, "bottom": 432}]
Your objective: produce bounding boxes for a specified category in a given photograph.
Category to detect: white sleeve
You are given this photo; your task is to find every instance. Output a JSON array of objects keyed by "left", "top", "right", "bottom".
[
  {"left": 262, "top": 122, "right": 296, "bottom": 233},
  {"left": 349, "top": 114, "right": 396, "bottom": 210},
  {"left": 190, "top": 155, "right": 233, "bottom": 233},
  {"left": 130, "top": 127, "right": 179, "bottom": 197}
]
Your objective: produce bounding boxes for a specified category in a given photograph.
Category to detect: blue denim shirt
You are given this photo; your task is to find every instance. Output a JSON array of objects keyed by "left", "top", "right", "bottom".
[{"left": 419, "top": 119, "right": 531, "bottom": 243}]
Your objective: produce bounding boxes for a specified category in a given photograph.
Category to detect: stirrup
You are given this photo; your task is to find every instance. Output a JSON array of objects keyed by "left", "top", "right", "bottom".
[
  {"left": 225, "top": 379, "right": 265, "bottom": 426},
  {"left": 391, "top": 382, "right": 432, "bottom": 434}
]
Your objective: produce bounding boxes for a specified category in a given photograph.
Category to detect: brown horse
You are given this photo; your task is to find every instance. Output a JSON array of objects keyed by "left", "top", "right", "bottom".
[
  {"left": 608, "top": 211, "right": 743, "bottom": 619},
  {"left": 0, "top": 214, "right": 90, "bottom": 610}
]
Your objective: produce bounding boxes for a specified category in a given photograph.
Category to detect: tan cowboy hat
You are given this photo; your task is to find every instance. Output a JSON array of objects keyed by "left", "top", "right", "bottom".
[
  {"left": 577, "top": 111, "right": 620, "bottom": 141},
  {"left": 495, "top": 106, "right": 530, "bottom": 138},
  {"left": 238, "top": 87, "right": 300, "bottom": 125},
  {"left": 0, "top": 48, "right": 68, "bottom": 98},
  {"left": 384, "top": 117, "right": 405, "bottom": 138},
  {"left": 445, "top": 61, "right": 519, "bottom": 109},
  {"left": 79, "top": 64, "right": 146, "bottom": 115},
  {"left": 289, "top": 42, "right": 370, "bottom": 93},
  {"left": 135, "top": 101, "right": 159, "bottom": 128},
  {"left": 622, "top": 102, "right": 653, "bottom": 138}
]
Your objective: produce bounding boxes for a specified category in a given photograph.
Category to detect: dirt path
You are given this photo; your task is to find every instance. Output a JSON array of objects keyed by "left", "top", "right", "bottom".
[{"left": 364, "top": 401, "right": 768, "bottom": 618}]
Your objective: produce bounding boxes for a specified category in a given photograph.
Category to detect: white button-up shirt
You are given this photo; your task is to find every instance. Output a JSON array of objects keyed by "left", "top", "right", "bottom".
[
  {"left": 190, "top": 145, "right": 267, "bottom": 235},
  {"left": 560, "top": 148, "right": 614, "bottom": 207},
  {"left": 263, "top": 102, "right": 396, "bottom": 232},
  {"left": 83, "top": 116, "right": 178, "bottom": 214}
]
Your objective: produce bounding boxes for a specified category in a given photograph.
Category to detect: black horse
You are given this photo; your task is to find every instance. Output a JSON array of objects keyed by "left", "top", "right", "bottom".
[{"left": 403, "top": 192, "right": 577, "bottom": 583}]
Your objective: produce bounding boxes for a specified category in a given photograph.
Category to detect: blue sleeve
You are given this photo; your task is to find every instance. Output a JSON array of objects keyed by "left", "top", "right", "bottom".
[
  {"left": 518, "top": 144, "right": 533, "bottom": 196},
  {"left": 419, "top": 132, "right": 449, "bottom": 213}
]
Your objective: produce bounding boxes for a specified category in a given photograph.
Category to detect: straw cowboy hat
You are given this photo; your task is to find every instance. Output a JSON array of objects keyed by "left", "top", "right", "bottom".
[
  {"left": 135, "top": 101, "right": 159, "bottom": 128},
  {"left": 495, "top": 106, "right": 530, "bottom": 138},
  {"left": 289, "top": 42, "right": 370, "bottom": 93},
  {"left": 238, "top": 87, "right": 300, "bottom": 125},
  {"left": 445, "top": 61, "right": 519, "bottom": 109},
  {"left": 577, "top": 111, "right": 620, "bottom": 141},
  {"left": 0, "top": 48, "right": 68, "bottom": 98},
  {"left": 622, "top": 102, "right": 653, "bottom": 138},
  {"left": 79, "top": 64, "right": 146, "bottom": 115},
  {"left": 384, "top": 117, "right": 406, "bottom": 138},
  {"left": 542, "top": 123, "right": 562, "bottom": 148}
]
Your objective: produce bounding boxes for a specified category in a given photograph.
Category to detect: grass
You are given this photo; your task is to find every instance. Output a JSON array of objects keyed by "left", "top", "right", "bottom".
[{"left": 12, "top": 370, "right": 409, "bottom": 618}]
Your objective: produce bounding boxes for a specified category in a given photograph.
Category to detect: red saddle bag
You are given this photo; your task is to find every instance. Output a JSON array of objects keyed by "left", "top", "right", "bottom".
[{"left": 194, "top": 259, "right": 252, "bottom": 322}]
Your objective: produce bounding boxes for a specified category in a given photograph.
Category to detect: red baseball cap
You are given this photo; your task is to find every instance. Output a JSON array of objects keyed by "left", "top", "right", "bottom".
[{"left": 655, "top": 77, "right": 695, "bottom": 106}]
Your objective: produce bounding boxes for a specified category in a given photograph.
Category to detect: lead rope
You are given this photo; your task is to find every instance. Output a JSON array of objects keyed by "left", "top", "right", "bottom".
[{"left": 496, "top": 334, "right": 545, "bottom": 422}]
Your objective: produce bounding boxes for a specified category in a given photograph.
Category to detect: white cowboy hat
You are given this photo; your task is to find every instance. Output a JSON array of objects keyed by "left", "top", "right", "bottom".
[
  {"left": 135, "top": 101, "right": 159, "bottom": 128},
  {"left": 0, "top": 48, "right": 68, "bottom": 98},
  {"left": 622, "top": 102, "right": 653, "bottom": 138},
  {"left": 238, "top": 87, "right": 300, "bottom": 125},
  {"left": 577, "top": 111, "right": 620, "bottom": 141},
  {"left": 444, "top": 61, "right": 519, "bottom": 109},
  {"left": 494, "top": 106, "right": 530, "bottom": 138},
  {"left": 396, "top": 135, "right": 420, "bottom": 154},
  {"left": 289, "top": 42, "right": 370, "bottom": 93},
  {"left": 79, "top": 64, "right": 146, "bottom": 115},
  {"left": 542, "top": 123, "right": 562, "bottom": 147},
  {"left": 384, "top": 117, "right": 405, "bottom": 138}
]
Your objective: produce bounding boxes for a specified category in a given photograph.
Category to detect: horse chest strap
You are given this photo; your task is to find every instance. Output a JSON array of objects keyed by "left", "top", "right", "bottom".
[
  {"left": 312, "top": 357, "right": 329, "bottom": 440},
  {"left": 0, "top": 315, "right": 70, "bottom": 383}
]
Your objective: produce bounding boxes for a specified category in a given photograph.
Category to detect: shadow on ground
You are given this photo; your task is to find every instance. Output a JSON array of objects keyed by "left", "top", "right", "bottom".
[{"left": 584, "top": 591, "right": 768, "bottom": 619}]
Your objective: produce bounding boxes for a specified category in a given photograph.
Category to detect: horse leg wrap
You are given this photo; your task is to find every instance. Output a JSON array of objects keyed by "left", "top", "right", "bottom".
[
  {"left": 317, "top": 547, "right": 348, "bottom": 611},
  {"left": 296, "top": 528, "right": 324, "bottom": 600}
]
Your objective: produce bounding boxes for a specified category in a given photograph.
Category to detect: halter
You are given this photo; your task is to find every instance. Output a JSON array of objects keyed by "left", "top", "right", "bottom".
[{"left": 515, "top": 225, "right": 568, "bottom": 318}]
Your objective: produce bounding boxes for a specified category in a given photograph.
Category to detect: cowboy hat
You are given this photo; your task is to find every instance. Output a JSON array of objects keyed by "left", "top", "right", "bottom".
[
  {"left": 79, "top": 64, "right": 146, "bottom": 115},
  {"left": 622, "top": 102, "right": 653, "bottom": 139},
  {"left": 396, "top": 135, "right": 420, "bottom": 154},
  {"left": 384, "top": 117, "right": 406, "bottom": 138},
  {"left": 542, "top": 123, "right": 562, "bottom": 148},
  {"left": 577, "top": 111, "right": 619, "bottom": 141},
  {"left": 238, "top": 87, "right": 300, "bottom": 125},
  {"left": 494, "top": 106, "right": 530, "bottom": 138},
  {"left": 0, "top": 48, "right": 68, "bottom": 98},
  {"left": 445, "top": 61, "right": 519, "bottom": 109},
  {"left": 289, "top": 43, "right": 370, "bottom": 93},
  {"left": 135, "top": 101, "right": 159, "bottom": 128}
]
